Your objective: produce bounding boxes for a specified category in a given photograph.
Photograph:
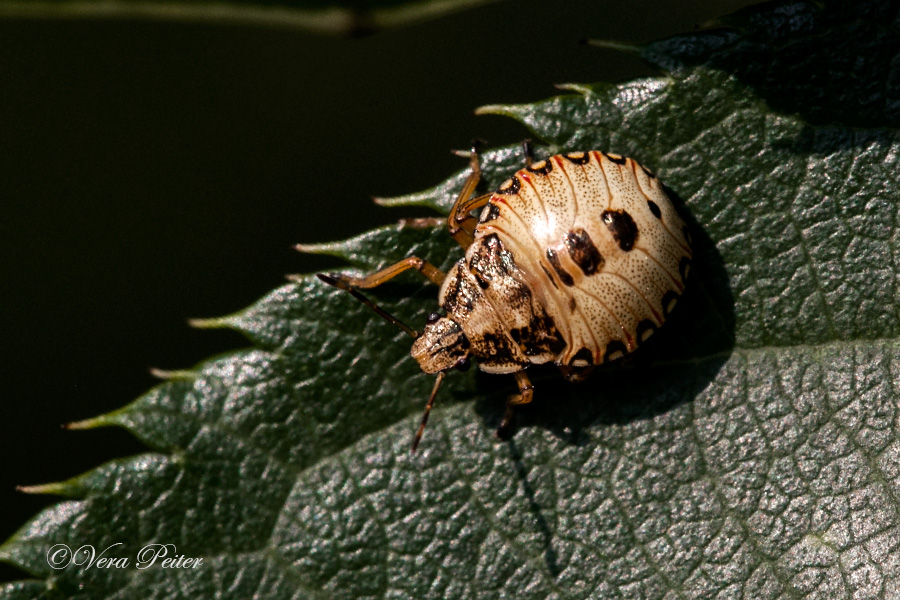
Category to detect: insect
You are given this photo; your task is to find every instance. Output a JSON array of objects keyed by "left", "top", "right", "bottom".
[{"left": 318, "top": 143, "right": 692, "bottom": 451}]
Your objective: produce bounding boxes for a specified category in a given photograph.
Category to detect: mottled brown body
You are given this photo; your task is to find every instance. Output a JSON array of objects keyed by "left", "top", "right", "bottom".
[{"left": 418, "top": 150, "right": 692, "bottom": 374}]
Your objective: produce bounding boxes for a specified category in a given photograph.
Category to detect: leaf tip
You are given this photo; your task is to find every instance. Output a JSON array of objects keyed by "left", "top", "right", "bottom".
[
  {"left": 474, "top": 103, "right": 514, "bottom": 117},
  {"left": 294, "top": 241, "right": 336, "bottom": 254},
  {"left": 188, "top": 316, "right": 227, "bottom": 329},
  {"left": 63, "top": 414, "right": 112, "bottom": 430},
  {"left": 149, "top": 367, "right": 196, "bottom": 381},
  {"left": 554, "top": 83, "right": 593, "bottom": 96},
  {"left": 16, "top": 482, "right": 69, "bottom": 496},
  {"left": 372, "top": 189, "right": 435, "bottom": 208},
  {"left": 397, "top": 217, "right": 443, "bottom": 229},
  {"left": 372, "top": 195, "right": 403, "bottom": 207},
  {"left": 582, "top": 38, "right": 644, "bottom": 54}
]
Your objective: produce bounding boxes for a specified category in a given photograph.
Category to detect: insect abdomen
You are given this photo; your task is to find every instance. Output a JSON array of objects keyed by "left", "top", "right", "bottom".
[{"left": 473, "top": 151, "right": 692, "bottom": 367}]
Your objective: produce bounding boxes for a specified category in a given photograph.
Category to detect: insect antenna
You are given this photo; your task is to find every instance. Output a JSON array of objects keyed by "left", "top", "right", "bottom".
[
  {"left": 411, "top": 371, "right": 446, "bottom": 453},
  {"left": 316, "top": 273, "right": 419, "bottom": 339}
]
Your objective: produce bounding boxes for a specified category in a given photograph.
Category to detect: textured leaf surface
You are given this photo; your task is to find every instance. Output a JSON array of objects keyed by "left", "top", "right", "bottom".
[
  {"left": 3, "top": 1, "right": 900, "bottom": 598},
  {"left": 0, "top": 0, "right": 501, "bottom": 35}
]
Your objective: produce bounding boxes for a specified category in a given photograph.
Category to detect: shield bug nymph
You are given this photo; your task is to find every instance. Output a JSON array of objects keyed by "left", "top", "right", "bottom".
[{"left": 318, "top": 143, "right": 691, "bottom": 451}]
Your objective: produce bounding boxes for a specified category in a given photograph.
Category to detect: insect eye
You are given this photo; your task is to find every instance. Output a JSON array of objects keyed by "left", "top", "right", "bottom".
[
  {"left": 453, "top": 357, "right": 471, "bottom": 372},
  {"left": 426, "top": 312, "right": 442, "bottom": 325}
]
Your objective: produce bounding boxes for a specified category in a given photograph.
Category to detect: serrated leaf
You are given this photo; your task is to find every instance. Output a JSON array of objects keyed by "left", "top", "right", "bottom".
[{"left": 3, "top": 0, "right": 900, "bottom": 598}]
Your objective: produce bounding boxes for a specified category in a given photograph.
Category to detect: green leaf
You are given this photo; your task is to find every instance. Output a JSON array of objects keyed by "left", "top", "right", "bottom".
[
  {"left": 0, "top": 0, "right": 502, "bottom": 35},
  {"left": 4, "top": 0, "right": 900, "bottom": 598}
]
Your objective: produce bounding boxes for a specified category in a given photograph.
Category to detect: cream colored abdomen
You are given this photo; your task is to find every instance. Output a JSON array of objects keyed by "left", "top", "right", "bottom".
[{"left": 474, "top": 151, "right": 692, "bottom": 367}]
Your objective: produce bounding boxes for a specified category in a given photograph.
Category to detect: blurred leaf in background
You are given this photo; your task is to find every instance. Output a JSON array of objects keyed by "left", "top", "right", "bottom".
[
  {"left": 0, "top": 0, "right": 504, "bottom": 36},
  {"left": 3, "top": 0, "right": 900, "bottom": 598}
]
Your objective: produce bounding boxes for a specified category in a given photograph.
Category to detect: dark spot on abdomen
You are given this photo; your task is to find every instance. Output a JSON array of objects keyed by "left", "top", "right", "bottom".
[
  {"left": 546, "top": 248, "right": 575, "bottom": 287},
  {"left": 564, "top": 228, "right": 604, "bottom": 276},
  {"left": 479, "top": 202, "right": 500, "bottom": 224},
  {"left": 604, "top": 340, "right": 628, "bottom": 362},
  {"left": 679, "top": 256, "right": 691, "bottom": 283},
  {"left": 497, "top": 176, "right": 521, "bottom": 195},
  {"left": 636, "top": 320, "right": 656, "bottom": 345},
  {"left": 661, "top": 290, "right": 679, "bottom": 318},
  {"left": 602, "top": 209, "right": 639, "bottom": 251},
  {"left": 570, "top": 347, "right": 593, "bottom": 366},
  {"left": 526, "top": 159, "right": 553, "bottom": 175},
  {"left": 540, "top": 264, "right": 559, "bottom": 290},
  {"left": 563, "top": 152, "right": 591, "bottom": 165}
]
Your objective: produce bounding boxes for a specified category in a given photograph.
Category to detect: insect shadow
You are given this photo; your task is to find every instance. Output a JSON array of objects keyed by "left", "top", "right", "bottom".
[{"left": 471, "top": 189, "right": 736, "bottom": 445}]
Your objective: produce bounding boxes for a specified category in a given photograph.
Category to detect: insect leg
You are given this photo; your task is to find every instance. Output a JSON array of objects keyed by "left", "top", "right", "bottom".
[
  {"left": 316, "top": 273, "right": 420, "bottom": 338},
  {"left": 327, "top": 256, "right": 446, "bottom": 288},
  {"left": 449, "top": 192, "right": 492, "bottom": 244},
  {"left": 410, "top": 371, "right": 446, "bottom": 453},
  {"left": 447, "top": 142, "right": 489, "bottom": 248},
  {"left": 497, "top": 370, "right": 534, "bottom": 437}
]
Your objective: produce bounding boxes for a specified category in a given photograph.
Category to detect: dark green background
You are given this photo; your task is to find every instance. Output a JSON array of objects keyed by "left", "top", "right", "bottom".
[{"left": 0, "top": 0, "right": 755, "bottom": 583}]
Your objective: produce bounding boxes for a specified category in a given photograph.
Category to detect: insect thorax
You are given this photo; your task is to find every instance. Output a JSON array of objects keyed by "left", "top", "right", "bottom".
[{"left": 413, "top": 233, "right": 564, "bottom": 375}]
